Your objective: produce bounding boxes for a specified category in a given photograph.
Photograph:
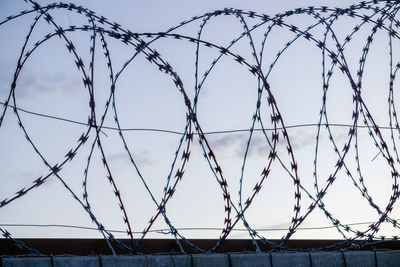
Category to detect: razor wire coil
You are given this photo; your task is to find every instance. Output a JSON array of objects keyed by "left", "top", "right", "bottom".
[{"left": 0, "top": 0, "right": 400, "bottom": 254}]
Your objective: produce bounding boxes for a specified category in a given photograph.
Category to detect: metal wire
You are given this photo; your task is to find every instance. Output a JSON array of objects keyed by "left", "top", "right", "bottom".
[{"left": 0, "top": 0, "right": 400, "bottom": 255}]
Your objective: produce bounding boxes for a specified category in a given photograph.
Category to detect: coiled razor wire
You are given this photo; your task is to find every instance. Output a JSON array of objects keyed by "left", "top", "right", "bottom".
[{"left": 0, "top": 0, "right": 400, "bottom": 254}]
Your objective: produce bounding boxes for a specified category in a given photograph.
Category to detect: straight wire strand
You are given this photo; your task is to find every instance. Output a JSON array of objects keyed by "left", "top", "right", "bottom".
[
  {"left": 1, "top": 101, "right": 398, "bottom": 134},
  {"left": 1, "top": 220, "right": 397, "bottom": 234}
]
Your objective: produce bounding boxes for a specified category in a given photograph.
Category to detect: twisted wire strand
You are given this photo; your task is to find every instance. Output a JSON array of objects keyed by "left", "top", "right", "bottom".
[{"left": 0, "top": 0, "right": 400, "bottom": 254}]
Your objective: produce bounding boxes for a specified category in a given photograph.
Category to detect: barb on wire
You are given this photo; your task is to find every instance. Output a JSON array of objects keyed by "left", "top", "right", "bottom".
[{"left": 0, "top": 0, "right": 400, "bottom": 255}]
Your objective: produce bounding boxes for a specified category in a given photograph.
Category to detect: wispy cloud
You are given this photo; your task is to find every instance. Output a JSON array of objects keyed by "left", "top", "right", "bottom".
[
  {"left": 5, "top": 170, "right": 57, "bottom": 190},
  {"left": 206, "top": 129, "right": 330, "bottom": 160},
  {"left": 107, "top": 151, "right": 152, "bottom": 167},
  {"left": 0, "top": 63, "right": 82, "bottom": 100},
  {"left": 287, "top": 130, "right": 316, "bottom": 151},
  {"left": 0, "top": 61, "right": 14, "bottom": 99},
  {"left": 207, "top": 133, "right": 244, "bottom": 150}
]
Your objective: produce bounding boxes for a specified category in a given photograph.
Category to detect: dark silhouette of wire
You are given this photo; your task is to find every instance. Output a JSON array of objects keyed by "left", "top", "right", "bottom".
[
  {"left": 2, "top": 220, "right": 396, "bottom": 234},
  {"left": 1, "top": 101, "right": 398, "bottom": 135},
  {"left": 2, "top": 0, "right": 400, "bottom": 255}
]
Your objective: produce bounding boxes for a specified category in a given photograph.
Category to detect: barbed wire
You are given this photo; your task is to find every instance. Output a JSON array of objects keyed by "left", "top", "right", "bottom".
[
  {"left": 3, "top": 100, "right": 400, "bottom": 134},
  {"left": 1, "top": 0, "right": 400, "bottom": 255},
  {"left": 3, "top": 219, "right": 398, "bottom": 234}
]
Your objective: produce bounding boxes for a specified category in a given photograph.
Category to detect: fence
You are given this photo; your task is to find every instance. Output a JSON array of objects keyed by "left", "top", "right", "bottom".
[{"left": 0, "top": 0, "right": 400, "bottom": 255}]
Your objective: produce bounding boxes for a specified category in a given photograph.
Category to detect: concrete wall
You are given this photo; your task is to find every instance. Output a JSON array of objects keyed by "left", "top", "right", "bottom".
[{"left": 1, "top": 251, "right": 399, "bottom": 267}]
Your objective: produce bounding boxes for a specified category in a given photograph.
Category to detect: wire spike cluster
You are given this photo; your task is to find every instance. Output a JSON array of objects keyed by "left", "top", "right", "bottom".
[{"left": 1, "top": 0, "right": 400, "bottom": 255}]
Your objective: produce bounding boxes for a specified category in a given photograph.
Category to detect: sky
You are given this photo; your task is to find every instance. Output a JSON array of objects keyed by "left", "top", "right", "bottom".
[{"left": 0, "top": 0, "right": 399, "bottom": 249}]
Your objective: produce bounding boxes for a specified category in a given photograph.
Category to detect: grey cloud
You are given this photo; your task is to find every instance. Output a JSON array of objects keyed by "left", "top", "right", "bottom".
[
  {"left": 0, "top": 67, "right": 13, "bottom": 100},
  {"left": 205, "top": 132, "right": 270, "bottom": 159},
  {"left": 9, "top": 171, "right": 36, "bottom": 182},
  {"left": 234, "top": 130, "right": 321, "bottom": 159},
  {"left": 0, "top": 64, "right": 83, "bottom": 100},
  {"left": 108, "top": 151, "right": 152, "bottom": 167},
  {"left": 288, "top": 130, "right": 316, "bottom": 151},
  {"left": 198, "top": 127, "right": 348, "bottom": 161},
  {"left": 236, "top": 135, "right": 269, "bottom": 158},
  {"left": 207, "top": 133, "right": 244, "bottom": 150},
  {"left": 6, "top": 171, "right": 57, "bottom": 190}
]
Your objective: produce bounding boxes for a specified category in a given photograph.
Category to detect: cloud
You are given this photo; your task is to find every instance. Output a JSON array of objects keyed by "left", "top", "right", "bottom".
[
  {"left": 236, "top": 135, "right": 268, "bottom": 158},
  {"left": 8, "top": 171, "right": 36, "bottom": 182},
  {"left": 207, "top": 133, "right": 243, "bottom": 150},
  {"left": 0, "top": 63, "right": 82, "bottom": 100},
  {"left": 5, "top": 170, "right": 57, "bottom": 191},
  {"left": 205, "top": 132, "right": 271, "bottom": 159},
  {"left": 107, "top": 151, "right": 152, "bottom": 167},
  {"left": 0, "top": 62, "right": 14, "bottom": 99},
  {"left": 287, "top": 130, "right": 316, "bottom": 151},
  {"left": 217, "top": 129, "right": 325, "bottom": 159},
  {"left": 178, "top": 127, "right": 350, "bottom": 163}
]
